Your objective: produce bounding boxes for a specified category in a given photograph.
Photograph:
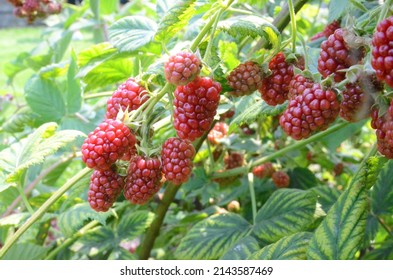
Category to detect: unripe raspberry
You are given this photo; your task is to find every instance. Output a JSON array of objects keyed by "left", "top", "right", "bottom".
[
  {"left": 106, "top": 78, "right": 149, "bottom": 119},
  {"left": 88, "top": 169, "right": 125, "bottom": 212},
  {"left": 124, "top": 156, "right": 163, "bottom": 205},
  {"left": 279, "top": 83, "right": 340, "bottom": 140},
  {"left": 81, "top": 119, "right": 136, "bottom": 170},
  {"left": 161, "top": 137, "right": 195, "bottom": 185},
  {"left": 164, "top": 51, "right": 201, "bottom": 86},
  {"left": 174, "top": 77, "right": 221, "bottom": 141},
  {"left": 371, "top": 16, "right": 393, "bottom": 88},
  {"left": 208, "top": 122, "right": 229, "bottom": 145},
  {"left": 252, "top": 162, "right": 275, "bottom": 179},
  {"left": 227, "top": 61, "right": 264, "bottom": 97},
  {"left": 272, "top": 171, "right": 290, "bottom": 188}
]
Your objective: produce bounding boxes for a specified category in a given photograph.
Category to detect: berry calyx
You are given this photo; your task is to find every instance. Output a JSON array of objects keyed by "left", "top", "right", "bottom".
[
  {"left": 272, "top": 171, "right": 290, "bottom": 188},
  {"left": 252, "top": 162, "right": 275, "bottom": 179},
  {"left": 371, "top": 16, "right": 393, "bottom": 88},
  {"left": 227, "top": 61, "right": 264, "bottom": 97},
  {"left": 208, "top": 122, "right": 229, "bottom": 145},
  {"left": 279, "top": 83, "right": 340, "bottom": 140},
  {"left": 81, "top": 119, "right": 136, "bottom": 170},
  {"left": 124, "top": 156, "right": 163, "bottom": 205},
  {"left": 174, "top": 77, "right": 221, "bottom": 141},
  {"left": 88, "top": 169, "right": 125, "bottom": 212},
  {"left": 164, "top": 51, "right": 201, "bottom": 86},
  {"left": 106, "top": 78, "right": 149, "bottom": 120},
  {"left": 161, "top": 137, "right": 195, "bottom": 185}
]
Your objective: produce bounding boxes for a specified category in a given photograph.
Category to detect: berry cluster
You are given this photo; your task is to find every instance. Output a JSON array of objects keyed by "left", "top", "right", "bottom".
[
  {"left": 8, "top": 0, "right": 62, "bottom": 24},
  {"left": 253, "top": 163, "right": 289, "bottom": 188}
]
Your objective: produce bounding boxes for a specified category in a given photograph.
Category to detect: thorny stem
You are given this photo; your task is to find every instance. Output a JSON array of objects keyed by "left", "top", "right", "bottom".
[
  {"left": 288, "top": 0, "right": 297, "bottom": 53},
  {"left": 0, "top": 168, "right": 92, "bottom": 259}
]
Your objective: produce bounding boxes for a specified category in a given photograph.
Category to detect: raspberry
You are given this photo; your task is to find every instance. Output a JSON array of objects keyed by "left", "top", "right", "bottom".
[
  {"left": 174, "top": 77, "right": 221, "bottom": 141},
  {"left": 161, "top": 137, "right": 195, "bottom": 185},
  {"left": 23, "top": 0, "right": 39, "bottom": 12},
  {"left": 311, "top": 31, "right": 324, "bottom": 42},
  {"left": 318, "top": 28, "right": 364, "bottom": 82},
  {"left": 288, "top": 74, "right": 313, "bottom": 99},
  {"left": 272, "top": 171, "right": 290, "bottom": 188},
  {"left": 259, "top": 52, "right": 297, "bottom": 106},
  {"left": 208, "top": 122, "right": 229, "bottom": 145},
  {"left": 339, "top": 75, "right": 380, "bottom": 122},
  {"left": 220, "top": 109, "right": 235, "bottom": 120},
  {"left": 252, "top": 162, "right": 275, "bottom": 179},
  {"left": 124, "top": 156, "right": 163, "bottom": 205},
  {"left": 164, "top": 51, "right": 201, "bottom": 86},
  {"left": 224, "top": 152, "right": 244, "bottom": 170},
  {"left": 106, "top": 78, "right": 149, "bottom": 119},
  {"left": 371, "top": 16, "right": 393, "bottom": 88},
  {"left": 46, "top": 1, "right": 62, "bottom": 14},
  {"left": 323, "top": 20, "right": 341, "bottom": 38},
  {"left": 371, "top": 104, "right": 393, "bottom": 159},
  {"left": 333, "top": 162, "right": 344, "bottom": 176},
  {"left": 81, "top": 119, "right": 136, "bottom": 170},
  {"left": 88, "top": 169, "right": 124, "bottom": 212},
  {"left": 227, "top": 61, "right": 264, "bottom": 97},
  {"left": 279, "top": 83, "right": 340, "bottom": 140}
]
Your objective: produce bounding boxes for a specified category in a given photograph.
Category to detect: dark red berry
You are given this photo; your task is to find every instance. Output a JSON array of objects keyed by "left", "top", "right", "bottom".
[
  {"left": 272, "top": 171, "right": 290, "bottom": 188},
  {"left": 106, "top": 78, "right": 149, "bottom": 119},
  {"left": 220, "top": 108, "right": 235, "bottom": 120},
  {"left": 208, "top": 122, "right": 229, "bottom": 145},
  {"left": 371, "top": 103, "right": 393, "bottom": 159},
  {"left": 88, "top": 169, "right": 124, "bottom": 212},
  {"left": 252, "top": 163, "right": 275, "bottom": 179},
  {"left": 318, "top": 28, "right": 364, "bottom": 82},
  {"left": 81, "top": 119, "right": 136, "bottom": 170},
  {"left": 259, "top": 52, "right": 297, "bottom": 106},
  {"left": 371, "top": 16, "right": 393, "bottom": 88},
  {"left": 279, "top": 83, "right": 340, "bottom": 140},
  {"left": 164, "top": 51, "right": 201, "bottom": 86},
  {"left": 333, "top": 162, "right": 344, "bottom": 176},
  {"left": 227, "top": 61, "right": 264, "bottom": 97},
  {"left": 124, "top": 156, "right": 163, "bottom": 205},
  {"left": 288, "top": 74, "right": 313, "bottom": 99},
  {"left": 161, "top": 137, "right": 195, "bottom": 185},
  {"left": 224, "top": 152, "right": 244, "bottom": 170},
  {"left": 323, "top": 20, "right": 341, "bottom": 38},
  {"left": 174, "top": 77, "right": 221, "bottom": 141}
]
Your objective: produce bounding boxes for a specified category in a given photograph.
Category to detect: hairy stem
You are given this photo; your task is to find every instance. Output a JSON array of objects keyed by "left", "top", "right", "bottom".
[{"left": 0, "top": 167, "right": 92, "bottom": 259}]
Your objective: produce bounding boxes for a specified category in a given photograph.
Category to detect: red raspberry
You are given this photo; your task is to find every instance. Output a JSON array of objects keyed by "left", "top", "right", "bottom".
[
  {"left": 124, "top": 156, "right": 163, "bottom": 205},
  {"left": 227, "top": 61, "right": 264, "bottom": 97},
  {"left": 252, "top": 162, "right": 275, "bottom": 179},
  {"left": 88, "top": 169, "right": 124, "bottom": 212},
  {"left": 224, "top": 152, "right": 244, "bottom": 170},
  {"left": 23, "top": 0, "right": 39, "bottom": 12},
  {"left": 164, "top": 51, "right": 201, "bottom": 86},
  {"left": 371, "top": 104, "right": 393, "bottom": 159},
  {"left": 318, "top": 28, "right": 364, "bottom": 82},
  {"left": 208, "top": 122, "right": 229, "bottom": 145},
  {"left": 323, "top": 20, "right": 341, "bottom": 38},
  {"left": 259, "top": 52, "right": 296, "bottom": 106},
  {"left": 339, "top": 75, "right": 380, "bottom": 122},
  {"left": 371, "top": 16, "right": 393, "bottom": 88},
  {"left": 161, "top": 137, "right": 195, "bottom": 185},
  {"left": 272, "top": 171, "right": 290, "bottom": 188},
  {"left": 288, "top": 74, "right": 313, "bottom": 99},
  {"left": 106, "top": 78, "right": 149, "bottom": 119},
  {"left": 46, "top": 1, "right": 62, "bottom": 14},
  {"left": 279, "top": 83, "right": 340, "bottom": 140},
  {"left": 81, "top": 119, "right": 136, "bottom": 170},
  {"left": 174, "top": 77, "right": 221, "bottom": 141}
]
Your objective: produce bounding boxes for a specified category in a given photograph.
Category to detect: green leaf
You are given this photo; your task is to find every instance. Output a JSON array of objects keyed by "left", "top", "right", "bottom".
[
  {"left": 310, "top": 186, "right": 341, "bottom": 213},
  {"left": 109, "top": 16, "right": 158, "bottom": 52},
  {"left": 175, "top": 213, "right": 252, "bottom": 260},
  {"left": 253, "top": 189, "right": 317, "bottom": 244},
  {"left": 307, "top": 166, "right": 370, "bottom": 259},
  {"left": 77, "top": 226, "right": 116, "bottom": 256},
  {"left": 328, "top": 0, "right": 350, "bottom": 22},
  {"left": 77, "top": 42, "right": 117, "bottom": 67},
  {"left": 58, "top": 203, "right": 113, "bottom": 237},
  {"left": 218, "top": 15, "right": 280, "bottom": 50},
  {"left": 371, "top": 160, "right": 393, "bottom": 215},
  {"left": 25, "top": 75, "right": 66, "bottom": 122},
  {"left": 66, "top": 51, "right": 82, "bottom": 114},
  {"left": 2, "top": 243, "right": 48, "bottom": 260},
  {"left": 117, "top": 211, "right": 155, "bottom": 241},
  {"left": 108, "top": 248, "right": 137, "bottom": 260},
  {"left": 288, "top": 167, "right": 318, "bottom": 190},
  {"left": 155, "top": 0, "right": 197, "bottom": 42},
  {"left": 249, "top": 232, "right": 313, "bottom": 260},
  {"left": 229, "top": 101, "right": 287, "bottom": 133},
  {"left": 363, "top": 240, "right": 393, "bottom": 260},
  {"left": 0, "top": 123, "right": 84, "bottom": 183},
  {"left": 221, "top": 236, "right": 260, "bottom": 260},
  {"left": 321, "top": 120, "right": 366, "bottom": 151},
  {"left": 0, "top": 213, "right": 30, "bottom": 227},
  {"left": 218, "top": 41, "right": 240, "bottom": 73},
  {"left": 1, "top": 107, "right": 39, "bottom": 133},
  {"left": 99, "top": 0, "right": 118, "bottom": 15}
]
